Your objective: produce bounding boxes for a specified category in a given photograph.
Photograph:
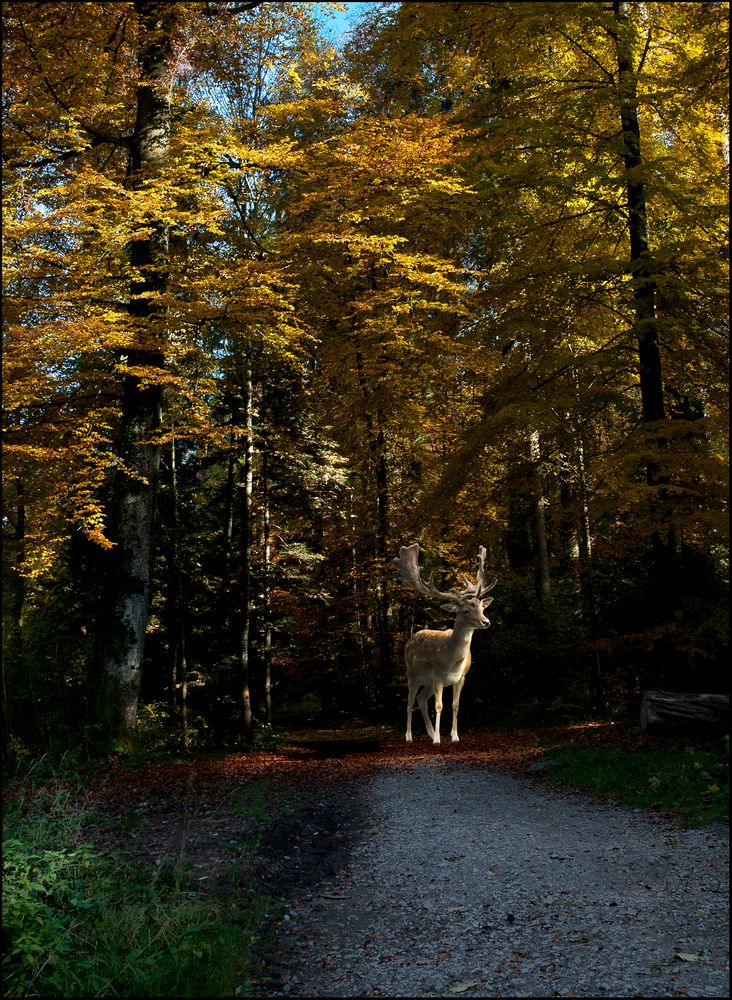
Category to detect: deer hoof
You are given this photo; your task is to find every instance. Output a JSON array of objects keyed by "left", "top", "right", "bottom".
[
  {"left": 452, "top": 735, "right": 460, "bottom": 742},
  {"left": 406, "top": 734, "right": 413, "bottom": 742}
]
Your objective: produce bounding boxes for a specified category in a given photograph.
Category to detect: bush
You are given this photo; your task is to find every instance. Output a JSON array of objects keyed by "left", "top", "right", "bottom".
[
  {"left": 2, "top": 837, "right": 99, "bottom": 995},
  {"left": 2, "top": 777, "right": 244, "bottom": 997}
]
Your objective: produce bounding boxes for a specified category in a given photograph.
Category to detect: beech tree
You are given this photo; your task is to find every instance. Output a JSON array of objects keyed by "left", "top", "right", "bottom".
[{"left": 2, "top": 0, "right": 316, "bottom": 746}]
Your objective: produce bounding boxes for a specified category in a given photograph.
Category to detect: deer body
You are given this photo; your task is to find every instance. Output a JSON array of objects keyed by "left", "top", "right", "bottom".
[
  {"left": 406, "top": 625, "right": 473, "bottom": 688},
  {"left": 395, "top": 544, "right": 496, "bottom": 744}
]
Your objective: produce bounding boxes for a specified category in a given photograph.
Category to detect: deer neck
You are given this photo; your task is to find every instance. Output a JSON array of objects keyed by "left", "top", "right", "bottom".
[{"left": 448, "top": 620, "right": 476, "bottom": 652}]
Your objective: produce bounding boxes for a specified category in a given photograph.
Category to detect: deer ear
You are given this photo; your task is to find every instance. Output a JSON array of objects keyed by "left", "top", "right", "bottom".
[
  {"left": 481, "top": 597, "right": 494, "bottom": 608},
  {"left": 440, "top": 602, "right": 460, "bottom": 613}
]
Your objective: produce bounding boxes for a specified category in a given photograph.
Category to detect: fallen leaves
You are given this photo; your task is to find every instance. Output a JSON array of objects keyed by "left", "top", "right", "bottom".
[{"left": 79, "top": 721, "right": 657, "bottom": 813}]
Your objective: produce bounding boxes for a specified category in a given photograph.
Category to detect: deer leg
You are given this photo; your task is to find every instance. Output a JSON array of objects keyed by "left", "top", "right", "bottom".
[
  {"left": 417, "top": 684, "right": 436, "bottom": 740},
  {"left": 432, "top": 681, "right": 444, "bottom": 745},
  {"left": 406, "top": 681, "right": 420, "bottom": 742},
  {"left": 451, "top": 676, "right": 465, "bottom": 742}
]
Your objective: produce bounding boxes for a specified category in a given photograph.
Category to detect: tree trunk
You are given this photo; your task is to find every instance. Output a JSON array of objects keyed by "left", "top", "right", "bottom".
[
  {"left": 3, "top": 479, "right": 27, "bottom": 743},
  {"left": 223, "top": 451, "right": 236, "bottom": 579},
  {"left": 353, "top": 337, "right": 393, "bottom": 694},
  {"left": 529, "top": 430, "right": 551, "bottom": 598},
  {"left": 239, "top": 353, "right": 255, "bottom": 741},
  {"left": 260, "top": 447, "right": 272, "bottom": 724},
  {"left": 640, "top": 690, "right": 729, "bottom": 735},
  {"left": 569, "top": 415, "right": 607, "bottom": 717},
  {"left": 613, "top": 0, "right": 666, "bottom": 426},
  {"left": 94, "top": 1, "right": 175, "bottom": 748},
  {"left": 613, "top": 2, "right": 682, "bottom": 653},
  {"left": 374, "top": 420, "right": 393, "bottom": 694},
  {"left": 169, "top": 437, "right": 190, "bottom": 747}
]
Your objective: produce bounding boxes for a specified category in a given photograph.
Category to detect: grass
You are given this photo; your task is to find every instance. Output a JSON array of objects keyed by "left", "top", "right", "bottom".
[
  {"left": 1, "top": 768, "right": 276, "bottom": 998},
  {"left": 539, "top": 729, "right": 729, "bottom": 827}
]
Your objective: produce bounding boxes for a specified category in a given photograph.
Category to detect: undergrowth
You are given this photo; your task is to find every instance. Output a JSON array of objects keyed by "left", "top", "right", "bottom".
[
  {"left": 1, "top": 766, "right": 271, "bottom": 997},
  {"left": 541, "top": 731, "right": 729, "bottom": 827}
]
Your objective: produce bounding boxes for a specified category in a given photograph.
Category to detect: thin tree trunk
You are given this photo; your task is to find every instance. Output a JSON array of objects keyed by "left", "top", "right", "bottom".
[
  {"left": 353, "top": 337, "right": 393, "bottom": 690},
  {"left": 529, "top": 430, "right": 551, "bottom": 598},
  {"left": 3, "top": 479, "right": 26, "bottom": 743},
  {"left": 348, "top": 493, "right": 370, "bottom": 697},
  {"left": 239, "top": 353, "right": 255, "bottom": 741},
  {"left": 223, "top": 451, "right": 236, "bottom": 579},
  {"left": 261, "top": 448, "right": 272, "bottom": 724},
  {"left": 12, "top": 479, "right": 25, "bottom": 642},
  {"left": 572, "top": 421, "right": 607, "bottom": 715},
  {"left": 94, "top": 1, "right": 175, "bottom": 747},
  {"left": 374, "top": 420, "right": 393, "bottom": 692},
  {"left": 169, "top": 437, "right": 189, "bottom": 747}
]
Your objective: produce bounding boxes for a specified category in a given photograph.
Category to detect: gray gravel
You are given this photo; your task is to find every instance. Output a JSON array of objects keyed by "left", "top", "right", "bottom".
[{"left": 266, "top": 758, "right": 729, "bottom": 997}]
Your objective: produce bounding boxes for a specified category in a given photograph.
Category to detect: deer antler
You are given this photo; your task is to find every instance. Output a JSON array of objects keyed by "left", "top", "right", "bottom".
[
  {"left": 459, "top": 546, "right": 498, "bottom": 599},
  {"left": 394, "top": 543, "right": 462, "bottom": 604}
]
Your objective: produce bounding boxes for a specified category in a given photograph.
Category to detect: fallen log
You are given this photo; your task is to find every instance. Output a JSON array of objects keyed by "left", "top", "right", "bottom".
[{"left": 640, "top": 690, "right": 729, "bottom": 736}]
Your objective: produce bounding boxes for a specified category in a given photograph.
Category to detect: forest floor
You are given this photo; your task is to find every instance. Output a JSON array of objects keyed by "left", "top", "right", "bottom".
[{"left": 83, "top": 723, "right": 729, "bottom": 998}]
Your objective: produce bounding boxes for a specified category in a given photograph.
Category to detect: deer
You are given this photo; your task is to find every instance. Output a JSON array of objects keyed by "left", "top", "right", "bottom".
[{"left": 394, "top": 543, "right": 497, "bottom": 744}]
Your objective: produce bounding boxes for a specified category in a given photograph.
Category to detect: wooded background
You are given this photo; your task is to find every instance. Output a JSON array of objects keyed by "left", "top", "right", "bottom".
[{"left": 2, "top": 1, "right": 728, "bottom": 755}]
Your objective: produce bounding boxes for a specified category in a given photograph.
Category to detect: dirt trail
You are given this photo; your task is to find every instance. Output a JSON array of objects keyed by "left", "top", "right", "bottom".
[
  {"left": 84, "top": 727, "right": 729, "bottom": 997},
  {"left": 261, "top": 758, "right": 729, "bottom": 998}
]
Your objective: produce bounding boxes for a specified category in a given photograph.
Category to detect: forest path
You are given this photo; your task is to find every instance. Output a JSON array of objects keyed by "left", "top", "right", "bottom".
[
  {"left": 85, "top": 726, "right": 728, "bottom": 997},
  {"left": 261, "top": 756, "right": 729, "bottom": 998}
]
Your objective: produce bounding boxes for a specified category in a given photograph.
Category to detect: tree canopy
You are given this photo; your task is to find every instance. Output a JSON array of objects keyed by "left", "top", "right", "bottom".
[{"left": 2, "top": 0, "right": 728, "bottom": 754}]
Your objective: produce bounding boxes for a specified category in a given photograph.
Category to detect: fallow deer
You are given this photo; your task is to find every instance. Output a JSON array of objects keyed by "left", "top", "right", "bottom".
[{"left": 395, "top": 543, "right": 497, "bottom": 744}]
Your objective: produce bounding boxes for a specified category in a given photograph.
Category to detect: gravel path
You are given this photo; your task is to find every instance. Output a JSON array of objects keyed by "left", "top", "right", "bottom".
[{"left": 264, "top": 758, "right": 729, "bottom": 998}]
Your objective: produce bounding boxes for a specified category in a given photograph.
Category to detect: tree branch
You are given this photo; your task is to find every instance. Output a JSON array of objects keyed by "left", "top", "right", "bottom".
[{"left": 202, "top": 1, "right": 268, "bottom": 15}]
